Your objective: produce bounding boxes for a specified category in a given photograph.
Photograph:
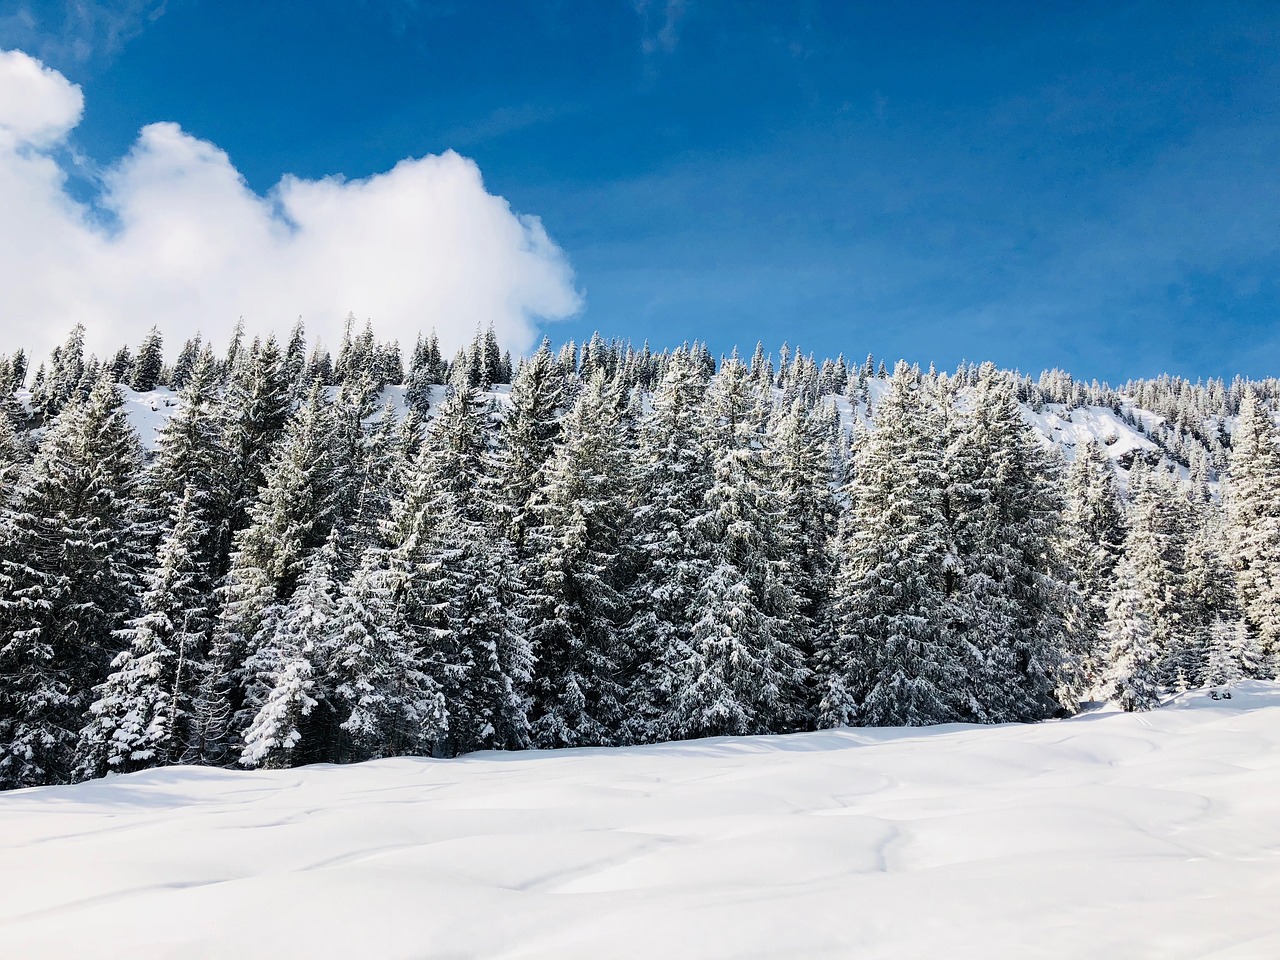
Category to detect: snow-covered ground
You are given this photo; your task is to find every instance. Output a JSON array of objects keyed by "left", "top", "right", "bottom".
[{"left": 2, "top": 685, "right": 1278, "bottom": 959}]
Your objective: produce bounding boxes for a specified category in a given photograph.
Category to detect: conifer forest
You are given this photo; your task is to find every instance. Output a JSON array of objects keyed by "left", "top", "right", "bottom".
[{"left": 1, "top": 320, "right": 1277, "bottom": 791}]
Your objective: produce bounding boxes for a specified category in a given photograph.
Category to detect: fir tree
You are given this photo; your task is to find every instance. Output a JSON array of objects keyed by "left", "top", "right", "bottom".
[
  {"left": 825, "top": 363, "right": 964, "bottom": 727},
  {"left": 1061, "top": 440, "right": 1126, "bottom": 690},
  {"left": 1102, "top": 561, "right": 1163, "bottom": 712},
  {"left": 1126, "top": 470, "right": 1199, "bottom": 687},
  {"left": 624, "top": 349, "right": 712, "bottom": 738},
  {"left": 496, "top": 339, "right": 565, "bottom": 555},
  {"left": 239, "top": 533, "right": 342, "bottom": 768},
  {"left": 130, "top": 327, "right": 164, "bottom": 392},
  {"left": 0, "top": 379, "right": 144, "bottom": 787},
  {"left": 527, "top": 371, "right": 633, "bottom": 747},
  {"left": 78, "top": 488, "right": 212, "bottom": 776},
  {"left": 1226, "top": 391, "right": 1280, "bottom": 659},
  {"left": 1203, "top": 618, "right": 1245, "bottom": 697},
  {"left": 666, "top": 358, "right": 807, "bottom": 739},
  {"left": 947, "top": 364, "right": 1070, "bottom": 721},
  {"left": 409, "top": 366, "right": 532, "bottom": 754},
  {"left": 216, "top": 383, "right": 340, "bottom": 735}
]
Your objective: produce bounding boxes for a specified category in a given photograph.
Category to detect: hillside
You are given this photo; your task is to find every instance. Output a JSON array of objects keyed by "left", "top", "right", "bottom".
[
  {"left": 1, "top": 683, "right": 1277, "bottom": 958},
  {"left": 91, "top": 378, "right": 1168, "bottom": 477}
]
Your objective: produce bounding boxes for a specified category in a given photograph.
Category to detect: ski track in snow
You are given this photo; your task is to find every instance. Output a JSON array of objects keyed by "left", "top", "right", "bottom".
[{"left": 1, "top": 684, "right": 1278, "bottom": 958}]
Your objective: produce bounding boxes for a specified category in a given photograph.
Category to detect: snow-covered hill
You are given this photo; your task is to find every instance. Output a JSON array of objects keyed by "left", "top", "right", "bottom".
[
  {"left": 105, "top": 379, "right": 1178, "bottom": 479},
  {"left": 2, "top": 683, "right": 1277, "bottom": 959}
]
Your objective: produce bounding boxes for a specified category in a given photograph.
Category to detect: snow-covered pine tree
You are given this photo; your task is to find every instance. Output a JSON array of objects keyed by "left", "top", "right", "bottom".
[
  {"left": 33, "top": 324, "right": 87, "bottom": 420},
  {"left": 664, "top": 356, "right": 807, "bottom": 739},
  {"left": 496, "top": 339, "right": 565, "bottom": 555},
  {"left": 1101, "top": 560, "right": 1163, "bottom": 712},
  {"left": 946, "top": 363, "right": 1070, "bottom": 722},
  {"left": 219, "top": 335, "right": 291, "bottom": 536},
  {"left": 326, "top": 543, "right": 450, "bottom": 761},
  {"left": 331, "top": 363, "right": 522, "bottom": 758},
  {"left": 1203, "top": 617, "right": 1246, "bottom": 698},
  {"left": 824, "top": 362, "right": 965, "bottom": 727},
  {"left": 216, "top": 383, "right": 340, "bottom": 747},
  {"left": 1225, "top": 390, "right": 1280, "bottom": 661},
  {"left": 130, "top": 327, "right": 165, "bottom": 392},
  {"left": 1061, "top": 439, "right": 1126, "bottom": 689},
  {"left": 525, "top": 369, "right": 631, "bottom": 747},
  {"left": 426, "top": 502, "right": 533, "bottom": 755},
  {"left": 0, "top": 400, "right": 28, "bottom": 503},
  {"left": 78, "top": 487, "right": 212, "bottom": 777},
  {"left": 0, "top": 378, "right": 145, "bottom": 787},
  {"left": 624, "top": 348, "right": 713, "bottom": 739},
  {"left": 767, "top": 395, "right": 842, "bottom": 712},
  {"left": 1126, "top": 469, "right": 1199, "bottom": 688},
  {"left": 1180, "top": 505, "right": 1239, "bottom": 686},
  {"left": 239, "top": 531, "right": 342, "bottom": 768},
  {"left": 141, "top": 351, "right": 229, "bottom": 564}
]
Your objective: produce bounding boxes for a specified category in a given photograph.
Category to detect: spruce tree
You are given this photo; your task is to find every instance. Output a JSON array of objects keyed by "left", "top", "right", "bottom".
[
  {"left": 130, "top": 327, "right": 164, "bottom": 392},
  {"left": 1102, "top": 561, "right": 1163, "bottom": 711},
  {"left": 216, "top": 383, "right": 340, "bottom": 748},
  {"left": 78, "top": 488, "right": 212, "bottom": 776},
  {"left": 527, "top": 371, "right": 633, "bottom": 747},
  {"left": 824, "top": 363, "right": 964, "bottom": 727},
  {"left": 239, "top": 533, "right": 341, "bottom": 768},
  {"left": 0, "top": 379, "right": 145, "bottom": 787},
  {"left": 625, "top": 349, "right": 712, "bottom": 739},
  {"left": 411, "top": 367, "right": 532, "bottom": 754},
  {"left": 665, "top": 357, "right": 807, "bottom": 739},
  {"left": 1226, "top": 391, "right": 1280, "bottom": 659},
  {"left": 1126, "top": 470, "right": 1198, "bottom": 687},
  {"left": 496, "top": 340, "right": 565, "bottom": 555},
  {"left": 947, "top": 364, "right": 1070, "bottom": 721},
  {"left": 768, "top": 395, "right": 841, "bottom": 710}
]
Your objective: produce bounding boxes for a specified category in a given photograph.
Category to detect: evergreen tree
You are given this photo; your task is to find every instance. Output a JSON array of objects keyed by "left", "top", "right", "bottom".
[
  {"left": 1126, "top": 470, "right": 1198, "bottom": 687},
  {"left": 1102, "top": 561, "right": 1163, "bottom": 711},
  {"left": 130, "top": 327, "right": 164, "bottom": 392},
  {"left": 169, "top": 336, "right": 202, "bottom": 390},
  {"left": 1061, "top": 440, "right": 1126, "bottom": 689},
  {"left": 0, "top": 379, "right": 144, "bottom": 787},
  {"left": 410, "top": 366, "right": 532, "bottom": 754},
  {"left": 625, "top": 350, "right": 712, "bottom": 738},
  {"left": 143, "top": 352, "right": 229, "bottom": 566},
  {"left": 1203, "top": 618, "right": 1245, "bottom": 697},
  {"left": 1226, "top": 391, "right": 1280, "bottom": 659},
  {"left": 496, "top": 339, "right": 565, "bottom": 554},
  {"left": 219, "top": 335, "right": 291, "bottom": 537},
  {"left": 947, "top": 364, "right": 1069, "bottom": 721},
  {"left": 666, "top": 358, "right": 807, "bottom": 739},
  {"left": 78, "top": 488, "right": 212, "bottom": 776},
  {"left": 527, "top": 371, "right": 632, "bottom": 747},
  {"left": 824, "top": 363, "right": 964, "bottom": 727},
  {"left": 216, "top": 383, "right": 340, "bottom": 747},
  {"left": 239, "top": 533, "right": 342, "bottom": 768},
  {"left": 768, "top": 396, "right": 841, "bottom": 705}
]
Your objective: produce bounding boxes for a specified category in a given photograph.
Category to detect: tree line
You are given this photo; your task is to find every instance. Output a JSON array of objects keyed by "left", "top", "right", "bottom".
[{"left": 0, "top": 321, "right": 1276, "bottom": 789}]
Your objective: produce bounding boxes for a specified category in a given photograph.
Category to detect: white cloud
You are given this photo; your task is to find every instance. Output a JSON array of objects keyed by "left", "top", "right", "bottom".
[
  {"left": 0, "top": 48, "right": 582, "bottom": 361},
  {"left": 0, "top": 47, "right": 82, "bottom": 145}
]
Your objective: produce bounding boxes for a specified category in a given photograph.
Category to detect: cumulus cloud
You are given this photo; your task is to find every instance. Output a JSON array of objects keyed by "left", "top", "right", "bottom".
[{"left": 0, "top": 48, "right": 582, "bottom": 361}]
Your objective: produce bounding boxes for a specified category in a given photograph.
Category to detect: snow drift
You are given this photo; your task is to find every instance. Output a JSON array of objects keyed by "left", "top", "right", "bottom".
[{"left": 1, "top": 683, "right": 1277, "bottom": 958}]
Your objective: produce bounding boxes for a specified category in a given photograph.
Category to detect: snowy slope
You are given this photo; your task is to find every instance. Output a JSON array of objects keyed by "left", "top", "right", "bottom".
[
  {"left": 115, "top": 381, "right": 1170, "bottom": 478},
  {"left": 2, "top": 683, "right": 1278, "bottom": 959}
]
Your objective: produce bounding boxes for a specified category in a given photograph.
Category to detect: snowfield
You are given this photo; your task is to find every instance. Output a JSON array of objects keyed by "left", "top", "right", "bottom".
[{"left": 2, "top": 685, "right": 1279, "bottom": 959}]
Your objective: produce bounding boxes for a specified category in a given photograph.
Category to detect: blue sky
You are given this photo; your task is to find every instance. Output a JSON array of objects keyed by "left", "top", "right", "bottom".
[{"left": 4, "top": 0, "right": 1279, "bottom": 381}]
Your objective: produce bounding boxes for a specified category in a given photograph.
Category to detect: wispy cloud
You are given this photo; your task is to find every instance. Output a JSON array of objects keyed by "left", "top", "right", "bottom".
[
  {"left": 634, "top": 0, "right": 687, "bottom": 56},
  {"left": 0, "top": 1, "right": 169, "bottom": 67}
]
